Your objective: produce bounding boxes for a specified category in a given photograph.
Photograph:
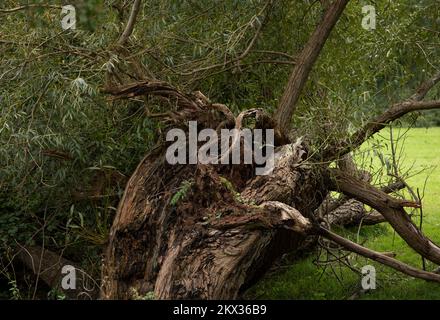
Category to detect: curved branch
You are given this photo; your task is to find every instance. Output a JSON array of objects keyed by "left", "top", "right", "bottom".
[
  {"left": 117, "top": 0, "right": 142, "bottom": 47},
  {"left": 336, "top": 100, "right": 440, "bottom": 158},
  {"left": 330, "top": 169, "right": 440, "bottom": 265},
  {"left": 274, "top": 0, "right": 350, "bottom": 133},
  {"left": 324, "top": 71, "right": 440, "bottom": 160},
  {"left": 410, "top": 71, "right": 440, "bottom": 101},
  {"left": 319, "top": 226, "right": 440, "bottom": 283},
  {"left": 103, "top": 80, "right": 200, "bottom": 110}
]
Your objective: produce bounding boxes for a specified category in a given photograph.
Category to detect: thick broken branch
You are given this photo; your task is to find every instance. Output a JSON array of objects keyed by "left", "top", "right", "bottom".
[
  {"left": 321, "top": 154, "right": 405, "bottom": 227},
  {"left": 274, "top": 0, "right": 350, "bottom": 133},
  {"left": 318, "top": 180, "right": 405, "bottom": 217},
  {"left": 210, "top": 201, "right": 312, "bottom": 234},
  {"left": 326, "top": 179, "right": 406, "bottom": 227},
  {"left": 319, "top": 154, "right": 402, "bottom": 221},
  {"left": 319, "top": 226, "right": 440, "bottom": 283}
]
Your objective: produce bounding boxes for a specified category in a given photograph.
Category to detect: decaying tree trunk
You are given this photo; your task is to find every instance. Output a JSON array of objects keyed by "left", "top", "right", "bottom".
[
  {"left": 99, "top": 0, "right": 440, "bottom": 300},
  {"left": 100, "top": 119, "right": 328, "bottom": 299}
]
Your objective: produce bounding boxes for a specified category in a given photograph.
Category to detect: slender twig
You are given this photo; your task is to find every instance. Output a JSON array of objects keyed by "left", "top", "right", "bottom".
[
  {"left": 0, "top": 4, "right": 62, "bottom": 13},
  {"left": 389, "top": 126, "right": 419, "bottom": 204}
]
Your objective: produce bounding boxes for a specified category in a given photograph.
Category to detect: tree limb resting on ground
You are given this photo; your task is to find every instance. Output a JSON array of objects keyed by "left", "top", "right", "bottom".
[
  {"left": 319, "top": 226, "right": 440, "bottom": 283},
  {"left": 330, "top": 169, "right": 440, "bottom": 265}
]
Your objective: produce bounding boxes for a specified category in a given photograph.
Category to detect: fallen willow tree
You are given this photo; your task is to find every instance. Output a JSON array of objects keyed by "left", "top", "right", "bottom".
[{"left": 95, "top": 0, "right": 440, "bottom": 299}]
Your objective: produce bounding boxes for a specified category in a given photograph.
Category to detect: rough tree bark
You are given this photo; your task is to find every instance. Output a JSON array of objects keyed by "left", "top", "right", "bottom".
[
  {"left": 100, "top": 0, "right": 349, "bottom": 299},
  {"left": 100, "top": 103, "right": 328, "bottom": 298},
  {"left": 99, "top": 0, "right": 440, "bottom": 300}
]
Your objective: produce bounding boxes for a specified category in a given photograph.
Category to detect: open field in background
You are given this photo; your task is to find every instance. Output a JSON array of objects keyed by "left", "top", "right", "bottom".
[{"left": 246, "top": 127, "right": 440, "bottom": 300}]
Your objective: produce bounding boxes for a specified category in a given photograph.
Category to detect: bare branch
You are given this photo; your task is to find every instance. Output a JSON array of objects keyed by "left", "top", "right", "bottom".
[
  {"left": 117, "top": 0, "right": 142, "bottom": 47},
  {"left": 251, "top": 49, "right": 296, "bottom": 60},
  {"left": 319, "top": 227, "right": 440, "bottom": 283},
  {"left": 330, "top": 169, "right": 440, "bottom": 265},
  {"left": 103, "top": 80, "right": 198, "bottom": 109},
  {"left": 324, "top": 71, "right": 440, "bottom": 160},
  {"left": 325, "top": 199, "right": 386, "bottom": 227},
  {"left": 274, "top": 0, "right": 350, "bottom": 133},
  {"left": 343, "top": 100, "right": 440, "bottom": 156},
  {"left": 410, "top": 71, "right": 440, "bottom": 101},
  {"left": 17, "top": 246, "right": 98, "bottom": 299}
]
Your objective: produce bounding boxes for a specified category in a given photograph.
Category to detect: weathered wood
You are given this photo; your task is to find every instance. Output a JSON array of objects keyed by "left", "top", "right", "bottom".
[
  {"left": 101, "top": 141, "right": 326, "bottom": 299},
  {"left": 326, "top": 199, "right": 385, "bottom": 227}
]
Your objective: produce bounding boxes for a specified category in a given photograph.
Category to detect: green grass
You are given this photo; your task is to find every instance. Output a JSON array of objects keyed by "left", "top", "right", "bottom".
[{"left": 246, "top": 127, "right": 440, "bottom": 300}]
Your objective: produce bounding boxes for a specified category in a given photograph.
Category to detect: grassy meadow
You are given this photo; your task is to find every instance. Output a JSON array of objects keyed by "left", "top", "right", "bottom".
[{"left": 246, "top": 127, "right": 440, "bottom": 300}]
